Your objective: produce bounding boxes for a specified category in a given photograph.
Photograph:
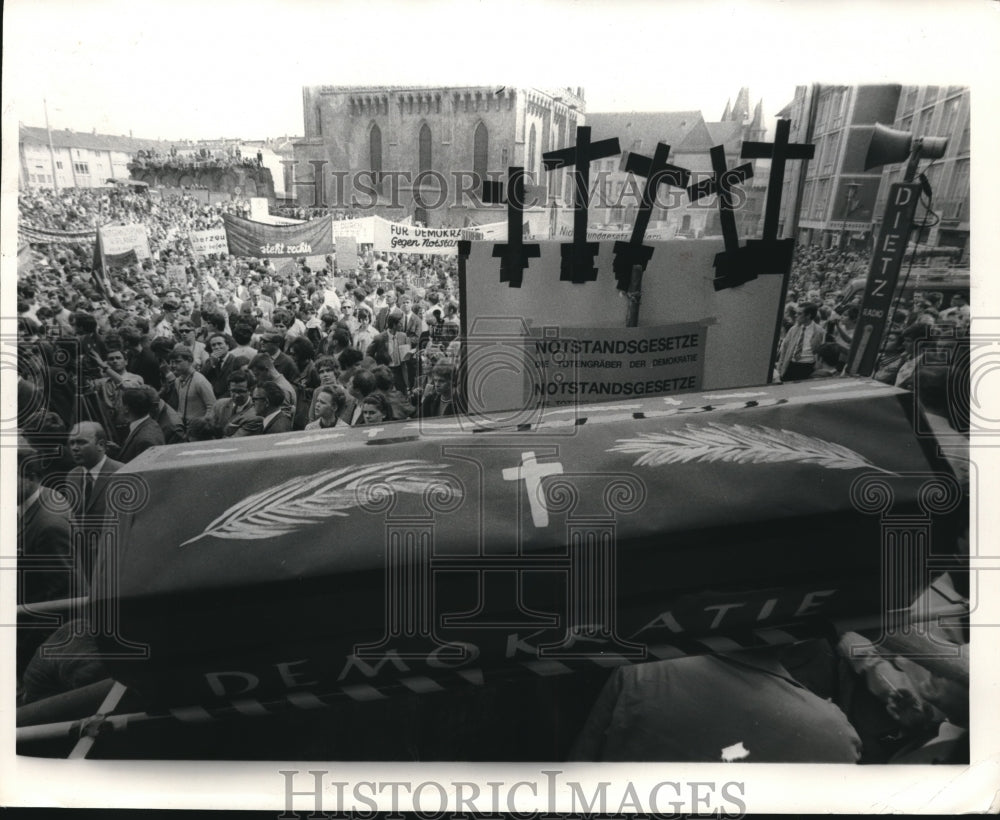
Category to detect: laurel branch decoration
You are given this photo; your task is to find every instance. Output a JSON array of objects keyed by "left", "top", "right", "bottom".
[
  {"left": 180, "top": 460, "right": 460, "bottom": 545},
  {"left": 609, "top": 422, "right": 897, "bottom": 475}
]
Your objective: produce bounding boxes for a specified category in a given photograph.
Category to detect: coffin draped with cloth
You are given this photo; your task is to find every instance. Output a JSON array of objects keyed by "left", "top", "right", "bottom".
[{"left": 82, "top": 378, "right": 962, "bottom": 720}]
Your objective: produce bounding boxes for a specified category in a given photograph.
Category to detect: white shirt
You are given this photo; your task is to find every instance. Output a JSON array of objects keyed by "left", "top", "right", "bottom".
[{"left": 87, "top": 455, "right": 108, "bottom": 481}]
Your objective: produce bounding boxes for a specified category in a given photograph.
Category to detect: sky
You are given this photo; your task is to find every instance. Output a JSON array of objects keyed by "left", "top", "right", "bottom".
[{"left": 4, "top": 0, "right": 997, "bottom": 144}]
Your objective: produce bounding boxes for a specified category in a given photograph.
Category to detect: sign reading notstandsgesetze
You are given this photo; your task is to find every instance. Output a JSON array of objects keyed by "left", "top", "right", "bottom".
[
  {"left": 526, "top": 323, "right": 706, "bottom": 407},
  {"left": 189, "top": 228, "right": 229, "bottom": 257},
  {"left": 222, "top": 212, "right": 333, "bottom": 258},
  {"left": 374, "top": 220, "right": 465, "bottom": 255},
  {"left": 99, "top": 224, "right": 151, "bottom": 259}
]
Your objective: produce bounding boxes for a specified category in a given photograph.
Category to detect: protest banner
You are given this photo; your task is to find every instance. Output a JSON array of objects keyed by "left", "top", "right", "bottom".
[
  {"left": 526, "top": 323, "right": 706, "bottom": 407},
  {"left": 460, "top": 239, "right": 783, "bottom": 415},
  {"left": 330, "top": 216, "right": 376, "bottom": 245},
  {"left": 19, "top": 225, "right": 97, "bottom": 244},
  {"left": 460, "top": 220, "right": 508, "bottom": 241},
  {"left": 553, "top": 224, "right": 676, "bottom": 242},
  {"left": 373, "top": 219, "right": 465, "bottom": 255},
  {"left": 222, "top": 213, "right": 333, "bottom": 258},
  {"left": 334, "top": 236, "right": 358, "bottom": 271},
  {"left": 189, "top": 228, "right": 229, "bottom": 257},
  {"left": 99, "top": 224, "right": 151, "bottom": 259}
]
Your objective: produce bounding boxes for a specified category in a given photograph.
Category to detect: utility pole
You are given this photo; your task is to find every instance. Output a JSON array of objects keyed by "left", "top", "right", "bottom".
[{"left": 44, "top": 98, "right": 60, "bottom": 193}]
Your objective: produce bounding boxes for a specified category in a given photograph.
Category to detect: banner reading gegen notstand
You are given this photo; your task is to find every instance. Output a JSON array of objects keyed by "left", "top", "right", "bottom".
[
  {"left": 222, "top": 213, "right": 333, "bottom": 258},
  {"left": 373, "top": 218, "right": 464, "bottom": 255}
]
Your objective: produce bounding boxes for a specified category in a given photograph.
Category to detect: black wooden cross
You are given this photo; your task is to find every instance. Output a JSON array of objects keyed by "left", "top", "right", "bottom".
[
  {"left": 687, "top": 145, "right": 753, "bottom": 256},
  {"left": 740, "top": 118, "right": 814, "bottom": 242},
  {"left": 543, "top": 126, "right": 621, "bottom": 283},
  {"left": 738, "top": 118, "right": 815, "bottom": 282},
  {"left": 612, "top": 142, "right": 690, "bottom": 290},
  {"left": 482, "top": 167, "right": 540, "bottom": 287},
  {"left": 687, "top": 145, "right": 755, "bottom": 290}
]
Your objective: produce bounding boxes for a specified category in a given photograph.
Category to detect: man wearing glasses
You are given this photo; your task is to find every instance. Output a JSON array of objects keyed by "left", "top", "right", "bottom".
[{"left": 235, "top": 381, "right": 292, "bottom": 436}]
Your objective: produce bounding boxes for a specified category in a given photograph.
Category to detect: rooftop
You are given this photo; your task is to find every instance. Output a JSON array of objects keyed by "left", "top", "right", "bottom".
[{"left": 19, "top": 125, "right": 175, "bottom": 153}]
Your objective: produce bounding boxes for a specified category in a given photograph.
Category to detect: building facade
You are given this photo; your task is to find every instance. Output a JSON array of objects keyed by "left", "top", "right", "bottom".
[
  {"left": 18, "top": 126, "right": 170, "bottom": 190},
  {"left": 559, "top": 87, "right": 768, "bottom": 240},
  {"left": 291, "top": 86, "right": 586, "bottom": 226},
  {"left": 777, "top": 84, "right": 969, "bottom": 263},
  {"left": 872, "top": 85, "right": 970, "bottom": 261}
]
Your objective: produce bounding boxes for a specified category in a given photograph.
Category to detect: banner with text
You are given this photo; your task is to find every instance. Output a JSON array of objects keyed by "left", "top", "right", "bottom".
[
  {"left": 222, "top": 213, "right": 333, "bottom": 258},
  {"left": 99, "top": 224, "right": 151, "bottom": 259},
  {"left": 189, "top": 228, "right": 229, "bottom": 257},
  {"left": 374, "top": 219, "right": 465, "bottom": 255},
  {"left": 19, "top": 225, "right": 97, "bottom": 245},
  {"left": 330, "top": 216, "right": 377, "bottom": 245},
  {"left": 527, "top": 323, "right": 706, "bottom": 407},
  {"left": 555, "top": 224, "right": 677, "bottom": 242},
  {"left": 523, "top": 224, "right": 677, "bottom": 242},
  {"left": 461, "top": 220, "right": 509, "bottom": 241}
]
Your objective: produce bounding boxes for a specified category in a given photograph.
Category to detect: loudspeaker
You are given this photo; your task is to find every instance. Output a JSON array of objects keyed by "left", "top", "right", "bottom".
[
  {"left": 916, "top": 135, "right": 948, "bottom": 161},
  {"left": 864, "top": 124, "right": 912, "bottom": 171}
]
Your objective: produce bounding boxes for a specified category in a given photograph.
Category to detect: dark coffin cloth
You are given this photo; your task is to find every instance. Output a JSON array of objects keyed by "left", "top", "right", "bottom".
[{"left": 93, "top": 379, "right": 963, "bottom": 708}]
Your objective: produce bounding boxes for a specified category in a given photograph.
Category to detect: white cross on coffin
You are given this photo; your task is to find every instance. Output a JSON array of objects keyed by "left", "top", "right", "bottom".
[{"left": 502, "top": 451, "right": 564, "bottom": 528}]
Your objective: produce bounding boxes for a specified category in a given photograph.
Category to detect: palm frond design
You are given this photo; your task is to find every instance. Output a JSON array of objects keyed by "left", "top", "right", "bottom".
[
  {"left": 609, "top": 422, "right": 896, "bottom": 474},
  {"left": 181, "top": 460, "right": 459, "bottom": 545}
]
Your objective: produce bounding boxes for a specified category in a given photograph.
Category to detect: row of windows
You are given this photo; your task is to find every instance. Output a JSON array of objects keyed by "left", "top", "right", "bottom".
[
  {"left": 367, "top": 122, "right": 491, "bottom": 183},
  {"left": 900, "top": 86, "right": 966, "bottom": 118}
]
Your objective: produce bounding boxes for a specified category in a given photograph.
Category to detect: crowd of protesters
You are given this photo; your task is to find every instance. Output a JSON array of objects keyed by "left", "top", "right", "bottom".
[
  {"left": 18, "top": 188, "right": 972, "bottom": 470},
  {"left": 14, "top": 188, "right": 971, "bottom": 759},
  {"left": 774, "top": 244, "right": 970, "bottom": 404},
  {"left": 16, "top": 186, "right": 467, "bottom": 496}
]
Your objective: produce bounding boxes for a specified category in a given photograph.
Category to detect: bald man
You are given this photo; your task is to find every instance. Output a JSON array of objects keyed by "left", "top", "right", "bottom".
[
  {"left": 66, "top": 422, "right": 125, "bottom": 522},
  {"left": 66, "top": 421, "right": 124, "bottom": 593}
]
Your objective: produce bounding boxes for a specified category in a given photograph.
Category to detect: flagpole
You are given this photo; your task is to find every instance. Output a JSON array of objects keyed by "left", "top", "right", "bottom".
[{"left": 44, "top": 97, "right": 60, "bottom": 193}]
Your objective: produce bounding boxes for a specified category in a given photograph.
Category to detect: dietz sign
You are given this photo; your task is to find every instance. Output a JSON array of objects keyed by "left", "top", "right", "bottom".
[{"left": 847, "top": 183, "right": 922, "bottom": 376}]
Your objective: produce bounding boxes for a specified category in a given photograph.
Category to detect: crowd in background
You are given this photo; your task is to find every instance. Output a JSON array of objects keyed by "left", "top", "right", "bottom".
[
  {"left": 16, "top": 186, "right": 466, "bottom": 493},
  {"left": 774, "top": 244, "right": 970, "bottom": 397},
  {"left": 17, "top": 188, "right": 973, "bottom": 471}
]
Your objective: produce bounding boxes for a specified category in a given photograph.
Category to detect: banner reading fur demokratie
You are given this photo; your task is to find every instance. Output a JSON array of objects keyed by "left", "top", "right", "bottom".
[
  {"left": 222, "top": 213, "right": 333, "bottom": 258},
  {"left": 373, "top": 219, "right": 464, "bottom": 255}
]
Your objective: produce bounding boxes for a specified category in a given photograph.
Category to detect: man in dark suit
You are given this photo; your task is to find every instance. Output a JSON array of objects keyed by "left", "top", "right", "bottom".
[
  {"left": 17, "top": 450, "right": 73, "bottom": 605},
  {"left": 374, "top": 291, "right": 398, "bottom": 332},
  {"left": 206, "top": 371, "right": 259, "bottom": 437},
  {"left": 118, "top": 388, "right": 166, "bottom": 463},
  {"left": 66, "top": 422, "right": 125, "bottom": 590},
  {"left": 122, "top": 326, "right": 162, "bottom": 389},
  {"left": 260, "top": 332, "right": 300, "bottom": 382},
  {"left": 234, "top": 381, "right": 293, "bottom": 435},
  {"left": 201, "top": 333, "right": 245, "bottom": 398}
]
